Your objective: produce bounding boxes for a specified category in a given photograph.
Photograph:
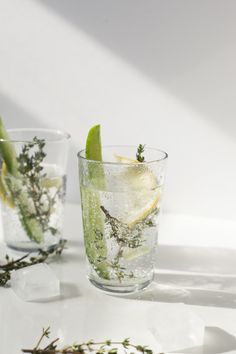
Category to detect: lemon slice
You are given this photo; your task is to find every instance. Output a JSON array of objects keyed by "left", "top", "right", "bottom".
[
  {"left": 123, "top": 245, "right": 150, "bottom": 261},
  {"left": 114, "top": 154, "right": 138, "bottom": 164},
  {"left": 114, "top": 154, "right": 161, "bottom": 227},
  {"left": 40, "top": 177, "right": 62, "bottom": 189},
  {"left": 125, "top": 187, "right": 161, "bottom": 228}
]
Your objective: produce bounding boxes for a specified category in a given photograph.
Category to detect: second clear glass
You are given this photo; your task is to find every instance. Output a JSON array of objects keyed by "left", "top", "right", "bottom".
[{"left": 0, "top": 128, "right": 70, "bottom": 252}]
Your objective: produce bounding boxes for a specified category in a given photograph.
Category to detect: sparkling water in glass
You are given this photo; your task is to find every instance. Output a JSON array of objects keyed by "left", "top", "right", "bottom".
[
  {"left": 0, "top": 128, "right": 70, "bottom": 252},
  {"left": 78, "top": 146, "right": 168, "bottom": 294}
]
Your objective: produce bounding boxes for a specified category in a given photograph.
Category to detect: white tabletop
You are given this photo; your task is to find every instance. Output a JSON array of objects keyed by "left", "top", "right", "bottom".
[{"left": 1, "top": 203, "right": 236, "bottom": 354}]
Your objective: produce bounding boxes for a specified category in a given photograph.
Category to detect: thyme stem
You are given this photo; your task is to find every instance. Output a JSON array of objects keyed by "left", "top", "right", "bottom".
[
  {"left": 0, "top": 254, "right": 29, "bottom": 271},
  {"left": 0, "top": 239, "right": 66, "bottom": 287},
  {"left": 22, "top": 327, "right": 155, "bottom": 353},
  {"left": 35, "top": 327, "right": 50, "bottom": 351}
]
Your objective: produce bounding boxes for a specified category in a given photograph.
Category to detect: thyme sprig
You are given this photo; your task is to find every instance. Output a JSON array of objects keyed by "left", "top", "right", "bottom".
[
  {"left": 0, "top": 239, "right": 66, "bottom": 287},
  {"left": 17, "top": 137, "right": 59, "bottom": 235},
  {"left": 3, "top": 136, "right": 62, "bottom": 243},
  {"left": 136, "top": 144, "right": 145, "bottom": 162},
  {"left": 97, "top": 206, "right": 158, "bottom": 282},
  {"left": 22, "top": 326, "right": 155, "bottom": 353},
  {"left": 100, "top": 206, "right": 142, "bottom": 249}
]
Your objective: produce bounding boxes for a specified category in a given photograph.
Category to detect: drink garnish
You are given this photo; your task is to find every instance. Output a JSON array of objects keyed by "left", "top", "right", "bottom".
[
  {"left": 82, "top": 124, "right": 109, "bottom": 279},
  {"left": 136, "top": 143, "right": 145, "bottom": 162}
]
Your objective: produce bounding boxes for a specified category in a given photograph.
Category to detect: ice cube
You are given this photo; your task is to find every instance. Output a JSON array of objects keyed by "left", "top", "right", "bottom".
[
  {"left": 11, "top": 263, "right": 60, "bottom": 301},
  {"left": 147, "top": 303, "right": 205, "bottom": 352}
]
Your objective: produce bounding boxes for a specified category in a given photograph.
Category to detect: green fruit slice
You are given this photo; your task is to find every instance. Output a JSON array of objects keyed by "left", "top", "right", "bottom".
[
  {"left": 0, "top": 118, "right": 18, "bottom": 175},
  {"left": 82, "top": 125, "right": 109, "bottom": 279},
  {"left": 0, "top": 162, "right": 15, "bottom": 208},
  {"left": 86, "top": 124, "right": 102, "bottom": 161}
]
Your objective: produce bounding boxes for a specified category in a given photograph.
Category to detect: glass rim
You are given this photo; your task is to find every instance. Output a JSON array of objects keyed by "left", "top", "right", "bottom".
[
  {"left": 0, "top": 128, "right": 71, "bottom": 143},
  {"left": 78, "top": 145, "right": 168, "bottom": 165}
]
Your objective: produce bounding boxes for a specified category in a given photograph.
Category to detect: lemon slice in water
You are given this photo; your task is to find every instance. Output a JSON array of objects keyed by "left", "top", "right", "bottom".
[
  {"left": 114, "top": 154, "right": 161, "bottom": 227},
  {"left": 123, "top": 245, "right": 150, "bottom": 261}
]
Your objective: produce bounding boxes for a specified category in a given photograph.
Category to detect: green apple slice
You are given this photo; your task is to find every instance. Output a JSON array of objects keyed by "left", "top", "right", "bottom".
[
  {"left": 82, "top": 125, "right": 109, "bottom": 279},
  {"left": 86, "top": 124, "right": 102, "bottom": 161}
]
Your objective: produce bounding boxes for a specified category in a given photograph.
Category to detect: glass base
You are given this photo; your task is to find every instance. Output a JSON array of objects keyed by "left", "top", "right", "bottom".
[
  {"left": 88, "top": 277, "right": 152, "bottom": 295},
  {"left": 6, "top": 240, "right": 59, "bottom": 253}
]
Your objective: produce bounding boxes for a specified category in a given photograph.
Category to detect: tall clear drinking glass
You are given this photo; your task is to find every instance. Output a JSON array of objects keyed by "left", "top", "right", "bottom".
[
  {"left": 78, "top": 146, "right": 168, "bottom": 294},
  {"left": 0, "top": 128, "right": 70, "bottom": 252}
]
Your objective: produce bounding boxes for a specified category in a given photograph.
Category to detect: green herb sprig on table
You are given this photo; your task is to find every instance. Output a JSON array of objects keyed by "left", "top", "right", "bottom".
[
  {"left": 22, "top": 326, "right": 155, "bottom": 353},
  {"left": 136, "top": 144, "right": 145, "bottom": 162},
  {"left": 0, "top": 239, "right": 66, "bottom": 287}
]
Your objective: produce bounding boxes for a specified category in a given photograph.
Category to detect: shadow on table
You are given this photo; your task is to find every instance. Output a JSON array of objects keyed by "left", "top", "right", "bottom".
[
  {"left": 128, "top": 245, "right": 236, "bottom": 309},
  {"left": 157, "top": 245, "right": 236, "bottom": 275},
  {"left": 60, "top": 282, "right": 81, "bottom": 300},
  {"left": 174, "top": 326, "right": 236, "bottom": 354}
]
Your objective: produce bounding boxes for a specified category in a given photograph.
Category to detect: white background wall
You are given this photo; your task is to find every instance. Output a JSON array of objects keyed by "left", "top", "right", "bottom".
[{"left": 0, "top": 0, "right": 236, "bottom": 220}]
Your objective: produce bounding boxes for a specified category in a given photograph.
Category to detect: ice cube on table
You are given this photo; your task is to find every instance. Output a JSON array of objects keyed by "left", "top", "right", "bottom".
[
  {"left": 11, "top": 263, "right": 60, "bottom": 301},
  {"left": 147, "top": 303, "right": 205, "bottom": 352}
]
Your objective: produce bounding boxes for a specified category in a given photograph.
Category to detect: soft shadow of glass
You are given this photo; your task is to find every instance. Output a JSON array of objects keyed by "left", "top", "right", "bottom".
[
  {"left": 60, "top": 281, "right": 81, "bottom": 300},
  {"left": 173, "top": 326, "right": 236, "bottom": 354},
  {"left": 157, "top": 245, "right": 236, "bottom": 275},
  {"left": 127, "top": 280, "right": 236, "bottom": 309},
  {"left": 156, "top": 272, "right": 236, "bottom": 292},
  {"left": 125, "top": 244, "right": 236, "bottom": 308}
]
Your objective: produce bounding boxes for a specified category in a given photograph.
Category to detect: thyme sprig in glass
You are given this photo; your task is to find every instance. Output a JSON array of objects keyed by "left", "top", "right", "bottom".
[
  {"left": 2, "top": 136, "right": 61, "bottom": 243},
  {"left": 94, "top": 206, "right": 158, "bottom": 282},
  {"left": 100, "top": 206, "right": 143, "bottom": 249},
  {"left": 22, "top": 326, "right": 155, "bottom": 354},
  {"left": 0, "top": 239, "right": 66, "bottom": 287},
  {"left": 17, "top": 137, "right": 58, "bottom": 236}
]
